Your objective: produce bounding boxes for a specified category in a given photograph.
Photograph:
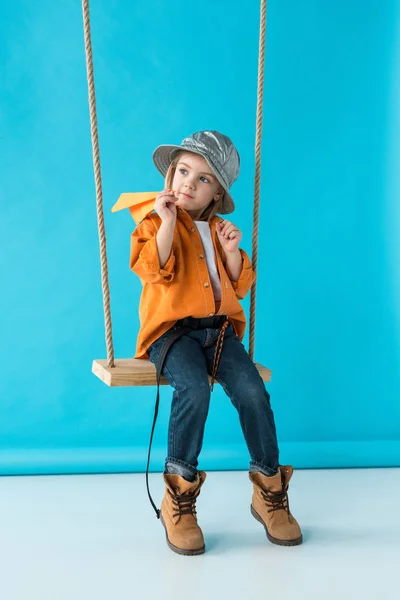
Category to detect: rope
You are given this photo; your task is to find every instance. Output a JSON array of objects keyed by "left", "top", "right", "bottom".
[
  {"left": 82, "top": 0, "right": 267, "bottom": 367},
  {"left": 82, "top": 0, "right": 115, "bottom": 368},
  {"left": 249, "top": 0, "right": 267, "bottom": 361}
]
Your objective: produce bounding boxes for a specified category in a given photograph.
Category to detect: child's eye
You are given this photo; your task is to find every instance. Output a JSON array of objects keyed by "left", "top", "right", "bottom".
[
  {"left": 179, "top": 168, "right": 188, "bottom": 175},
  {"left": 200, "top": 176, "right": 210, "bottom": 183}
]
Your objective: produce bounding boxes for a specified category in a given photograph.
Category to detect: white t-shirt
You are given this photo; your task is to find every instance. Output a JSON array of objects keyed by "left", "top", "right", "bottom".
[{"left": 194, "top": 220, "right": 222, "bottom": 302}]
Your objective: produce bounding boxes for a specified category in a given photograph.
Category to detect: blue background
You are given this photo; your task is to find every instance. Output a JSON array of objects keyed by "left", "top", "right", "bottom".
[{"left": 1, "top": 0, "right": 399, "bottom": 475}]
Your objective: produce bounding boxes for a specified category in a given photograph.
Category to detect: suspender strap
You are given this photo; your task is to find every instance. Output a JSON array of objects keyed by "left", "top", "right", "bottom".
[{"left": 145, "top": 325, "right": 192, "bottom": 519}]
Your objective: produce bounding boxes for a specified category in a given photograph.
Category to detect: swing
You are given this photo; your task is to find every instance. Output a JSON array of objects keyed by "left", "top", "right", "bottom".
[{"left": 82, "top": 0, "right": 271, "bottom": 387}]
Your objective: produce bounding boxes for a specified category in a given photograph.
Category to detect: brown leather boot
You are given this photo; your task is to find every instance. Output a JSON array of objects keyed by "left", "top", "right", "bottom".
[
  {"left": 160, "top": 470, "right": 206, "bottom": 555},
  {"left": 249, "top": 465, "right": 303, "bottom": 546}
]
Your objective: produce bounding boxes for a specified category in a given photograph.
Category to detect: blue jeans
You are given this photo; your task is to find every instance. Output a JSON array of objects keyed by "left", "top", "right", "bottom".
[{"left": 147, "top": 323, "right": 280, "bottom": 481}]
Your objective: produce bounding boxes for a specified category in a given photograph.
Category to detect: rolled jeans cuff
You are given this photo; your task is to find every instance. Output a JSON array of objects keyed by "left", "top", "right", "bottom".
[
  {"left": 165, "top": 457, "right": 198, "bottom": 482},
  {"left": 249, "top": 460, "right": 279, "bottom": 477}
]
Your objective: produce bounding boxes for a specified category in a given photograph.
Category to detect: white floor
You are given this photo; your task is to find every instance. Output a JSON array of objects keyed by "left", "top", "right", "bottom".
[{"left": 0, "top": 467, "right": 398, "bottom": 600}]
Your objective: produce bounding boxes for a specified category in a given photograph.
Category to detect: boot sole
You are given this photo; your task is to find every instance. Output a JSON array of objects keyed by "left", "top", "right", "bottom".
[
  {"left": 160, "top": 513, "right": 205, "bottom": 556},
  {"left": 250, "top": 504, "right": 303, "bottom": 546}
]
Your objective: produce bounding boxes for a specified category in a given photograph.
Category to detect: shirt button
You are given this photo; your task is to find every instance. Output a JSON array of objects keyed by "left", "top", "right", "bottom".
[
  {"left": 190, "top": 227, "right": 195, "bottom": 232},
  {"left": 199, "top": 254, "right": 204, "bottom": 259},
  {"left": 208, "top": 313, "right": 214, "bottom": 317},
  {"left": 204, "top": 283, "right": 209, "bottom": 287}
]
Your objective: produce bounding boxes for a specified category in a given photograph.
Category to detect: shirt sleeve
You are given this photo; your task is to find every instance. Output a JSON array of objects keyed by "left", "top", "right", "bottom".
[
  {"left": 130, "top": 217, "right": 176, "bottom": 284},
  {"left": 227, "top": 248, "right": 256, "bottom": 300}
]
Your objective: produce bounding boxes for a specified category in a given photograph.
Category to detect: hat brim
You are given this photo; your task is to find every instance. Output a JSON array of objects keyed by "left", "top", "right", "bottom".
[{"left": 152, "top": 144, "right": 235, "bottom": 215}]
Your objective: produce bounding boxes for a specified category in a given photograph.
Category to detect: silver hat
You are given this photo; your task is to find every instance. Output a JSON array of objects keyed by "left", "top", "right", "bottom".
[{"left": 152, "top": 130, "right": 240, "bottom": 214}]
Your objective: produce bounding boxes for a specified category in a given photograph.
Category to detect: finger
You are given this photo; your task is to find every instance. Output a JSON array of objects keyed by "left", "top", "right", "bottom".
[
  {"left": 159, "top": 193, "right": 176, "bottom": 204},
  {"left": 229, "top": 227, "right": 241, "bottom": 239},
  {"left": 221, "top": 221, "right": 231, "bottom": 235},
  {"left": 223, "top": 224, "right": 236, "bottom": 237},
  {"left": 159, "top": 197, "right": 175, "bottom": 211}
]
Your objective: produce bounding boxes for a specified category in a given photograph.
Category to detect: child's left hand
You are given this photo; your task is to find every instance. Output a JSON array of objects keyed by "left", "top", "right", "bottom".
[{"left": 216, "top": 220, "right": 242, "bottom": 254}]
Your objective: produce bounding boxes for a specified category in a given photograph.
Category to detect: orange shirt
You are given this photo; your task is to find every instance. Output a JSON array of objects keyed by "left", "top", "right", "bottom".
[{"left": 130, "top": 207, "right": 256, "bottom": 359}]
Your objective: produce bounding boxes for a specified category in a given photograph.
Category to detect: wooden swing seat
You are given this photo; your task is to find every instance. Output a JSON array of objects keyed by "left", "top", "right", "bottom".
[{"left": 92, "top": 358, "right": 271, "bottom": 387}]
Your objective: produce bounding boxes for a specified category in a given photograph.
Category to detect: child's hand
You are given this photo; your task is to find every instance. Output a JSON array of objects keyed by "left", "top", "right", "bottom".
[
  {"left": 216, "top": 220, "right": 242, "bottom": 253},
  {"left": 154, "top": 189, "right": 178, "bottom": 225}
]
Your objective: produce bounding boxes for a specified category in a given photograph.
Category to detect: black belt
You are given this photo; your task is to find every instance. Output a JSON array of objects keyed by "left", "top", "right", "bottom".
[
  {"left": 145, "top": 315, "right": 229, "bottom": 519},
  {"left": 175, "top": 315, "right": 227, "bottom": 330}
]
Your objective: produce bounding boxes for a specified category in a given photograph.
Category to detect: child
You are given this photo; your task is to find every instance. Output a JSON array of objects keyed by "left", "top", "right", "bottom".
[{"left": 130, "top": 130, "right": 303, "bottom": 555}]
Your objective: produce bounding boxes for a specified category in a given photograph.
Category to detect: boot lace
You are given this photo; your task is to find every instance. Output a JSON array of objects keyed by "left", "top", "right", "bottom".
[
  {"left": 168, "top": 488, "right": 200, "bottom": 524},
  {"left": 261, "top": 486, "right": 292, "bottom": 519}
]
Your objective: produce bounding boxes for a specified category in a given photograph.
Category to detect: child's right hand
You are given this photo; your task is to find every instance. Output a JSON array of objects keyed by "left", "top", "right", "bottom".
[{"left": 154, "top": 189, "right": 178, "bottom": 225}]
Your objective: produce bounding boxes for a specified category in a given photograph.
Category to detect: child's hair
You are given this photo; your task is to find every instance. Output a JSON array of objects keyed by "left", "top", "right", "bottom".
[{"left": 164, "top": 151, "right": 224, "bottom": 222}]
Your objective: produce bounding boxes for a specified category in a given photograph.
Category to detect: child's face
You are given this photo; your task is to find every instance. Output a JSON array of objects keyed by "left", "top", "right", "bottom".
[{"left": 172, "top": 152, "right": 223, "bottom": 218}]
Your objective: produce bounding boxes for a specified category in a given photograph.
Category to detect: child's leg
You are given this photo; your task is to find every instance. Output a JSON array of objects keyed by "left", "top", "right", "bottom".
[
  {"left": 148, "top": 329, "right": 212, "bottom": 481},
  {"left": 204, "top": 324, "right": 280, "bottom": 476}
]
